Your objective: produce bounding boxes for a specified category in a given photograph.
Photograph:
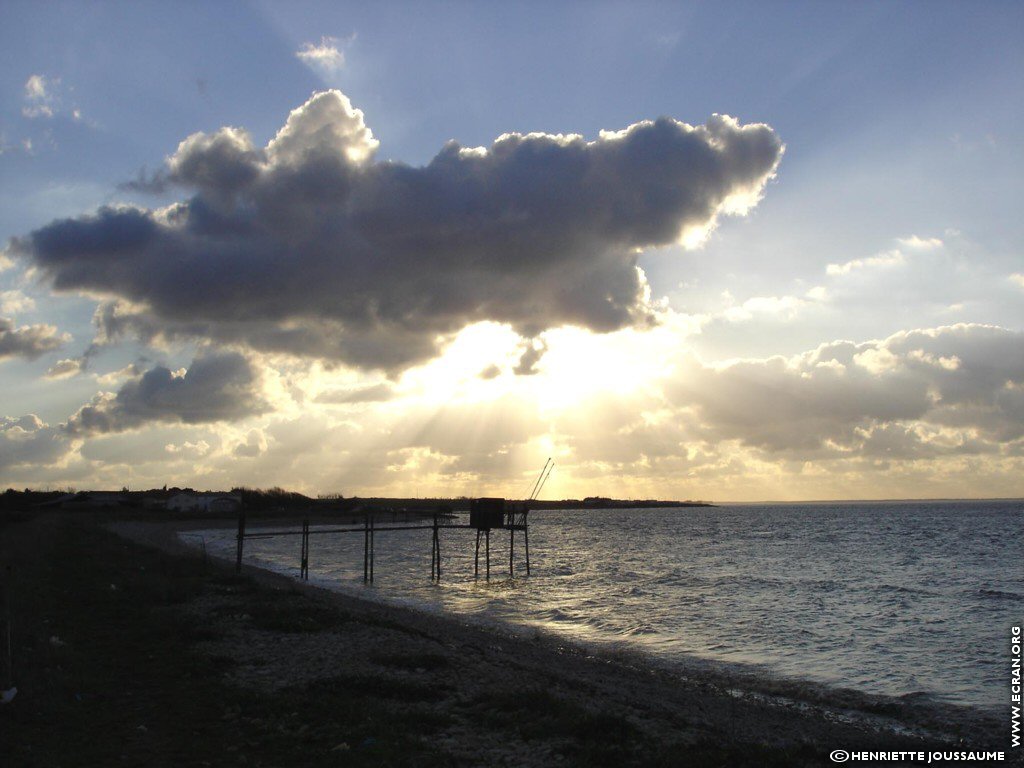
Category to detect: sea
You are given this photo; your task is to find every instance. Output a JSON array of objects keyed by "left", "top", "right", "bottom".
[{"left": 186, "top": 499, "right": 1022, "bottom": 718}]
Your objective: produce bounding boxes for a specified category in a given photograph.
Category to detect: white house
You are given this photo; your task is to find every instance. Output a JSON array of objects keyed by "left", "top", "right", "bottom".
[{"left": 166, "top": 492, "right": 241, "bottom": 514}]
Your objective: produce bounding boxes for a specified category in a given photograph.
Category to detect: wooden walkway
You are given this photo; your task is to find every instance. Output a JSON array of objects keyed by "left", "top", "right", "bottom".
[{"left": 234, "top": 502, "right": 530, "bottom": 583}]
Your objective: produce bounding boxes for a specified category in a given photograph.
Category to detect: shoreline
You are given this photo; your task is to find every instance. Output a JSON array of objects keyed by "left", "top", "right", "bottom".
[{"left": 115, "top": 517, "right": 1004, "bottom": 749}]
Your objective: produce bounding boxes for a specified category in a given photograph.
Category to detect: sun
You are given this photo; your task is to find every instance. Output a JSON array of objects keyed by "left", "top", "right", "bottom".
[{"left": 398, "top": 316, "right": 692, "bottom": 413}]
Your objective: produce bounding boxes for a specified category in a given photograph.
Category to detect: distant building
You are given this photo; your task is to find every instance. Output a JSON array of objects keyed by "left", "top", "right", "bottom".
[{"left": 167, "top": 492, "right": 241, "bottom": 514}]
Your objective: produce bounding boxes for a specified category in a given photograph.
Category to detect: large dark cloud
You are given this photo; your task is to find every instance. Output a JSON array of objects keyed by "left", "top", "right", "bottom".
[
  {"left": 63, "top": 351, "right": 269, "bottom": 436},
  {"left": 0, "top": 317, "right": 68, "bottom": 361},
  {"left": 12, "top": 90, "right": 783, "bottom": 373}
]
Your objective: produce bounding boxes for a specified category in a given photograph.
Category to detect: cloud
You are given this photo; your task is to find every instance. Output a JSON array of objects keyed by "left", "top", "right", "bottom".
[
  {"left": 95, "top": 361, "right": 145, "bottom": 386},
  {"left": 314, "top": 382, "right": 394, "bottom": 404},
  {"left": 45, "top": 358, "right": 84, "bottom": 379},
  {"left": 21, "top": 74, "right": 81, "bottom": 122},
  {"left": 0, "top": 317, "right": 69, "bottom": 361},
  {"left": 1010, "top": 273, "right": 1024, "bottom": 290},
  {"left": 22, "top": 75, "right": 56, "bottom": 118},
  {"left": 13, "top": 90, "right": 784, "bottom": 375},
  {"left": 165, "top": 439, "right": 212, "bottom": 457},
  {"left": 0, "top": 414, "right": 70, "bottom": 472},
  {"left": 826, "top": 249, "right": 904, "bottom": 276},
  {"left": 669, "top": 323, "right": 1024, "bottom": 455},
  {"left": 0, "top": 290, "right": 35, "bottom": 315},
  {"left": 512, "top": 338, "right": 548, "bottom": 376},
  {"left": 232, "top": 428, "right": 267, "bottom": 458},
  {"left": 478, "top": 364, "right": 502, "bottom": 380},
  {"left": 720, "top": 294, "right": 808, "bottom": 323},
  {"left": 62, "top": 351, "right": 270, "bottom": 436},
  {"left": 295, "top": 36, "right": 347, "bottom": 73},
  {"left": 897, "top": 235, "right": 943, "bottom": 250}
]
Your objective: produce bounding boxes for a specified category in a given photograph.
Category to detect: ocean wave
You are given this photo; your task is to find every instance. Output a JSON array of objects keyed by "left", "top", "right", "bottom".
[{"left": 975, "top": 588, "right": 1022, "bottom": 601}]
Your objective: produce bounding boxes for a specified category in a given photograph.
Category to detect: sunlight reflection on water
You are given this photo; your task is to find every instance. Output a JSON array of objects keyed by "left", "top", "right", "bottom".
[{"left": 189, "top": 500, "right": 1022, "bottom": 714}]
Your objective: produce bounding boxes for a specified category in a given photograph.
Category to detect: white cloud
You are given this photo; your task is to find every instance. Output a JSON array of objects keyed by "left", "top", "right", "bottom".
[
  {"left": 45, "top": 358, "right": 84, "bottom": 379},
  {"left": 721, "top": 294, "right": 807, "bottom": 323},
  {"left": 670, "top": 323, "right": 1024, "bottom": 453},
  {"left": 95, "top": 362, "right": 145, "bottom": 386},
  {"left": 232, "top": 428, "right": 267, "bottom": 458},
  {"left": 295, "top": 36, "right": 346, "bottom": 73},
  {"left": 21, "top": 73, "right": 83, "bottom": 123},
  {"left": 22, "top": 74, "right": 58, "bottom": 119},
  {"left": 1009, "top": 273, "right": 1024, "bottom": 290},
  {"left": 0, "top": 317, "right": 69, "bottom": 361},
  {"left": 826, "top": 248, "right": 905, "bottom": 276},
  {"left": 165, "top": 439, "right": 211, "bottom": 457},
  {"left": 897, "top": 235, "right": 943, "bottom": 250},
  {"left": 0, "top": 290, "right": 35, "bottom": 315}
]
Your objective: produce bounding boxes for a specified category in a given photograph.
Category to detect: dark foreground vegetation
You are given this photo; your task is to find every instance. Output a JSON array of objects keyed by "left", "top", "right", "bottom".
[{"left": 0, "top": 511, "right": 949, "bottom": 767}]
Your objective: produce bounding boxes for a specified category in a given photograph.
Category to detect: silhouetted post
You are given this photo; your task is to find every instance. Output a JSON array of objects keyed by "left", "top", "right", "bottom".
[
  {"left": 300, "top": 519, "right": 309, "bottom": 580},
  {"left": 436, "top": 514, "right": 441, "bottom": 581},
  {"left": 509, "top": 525, "right": 514, "bottom": 576},
  {"left": 474, "top": 529, "right": 481, "bottom": 579},
  {"left": 369, "top": 515, "right": 375, "bottom": 583},
  {"left": 235, "top": 510, "right": 246, "bottom": 573},
  {"left": 524, "top": 523, "right": 530, "bottom": 576},
  {"left": 485, "top": 530, "right": 491, "bottom": 581},
  {"left": 363, "top": 514, "right": 369, "bottom": 583},
  {"left": 431, "top": 510, "right": 442, "bottom": 581}
]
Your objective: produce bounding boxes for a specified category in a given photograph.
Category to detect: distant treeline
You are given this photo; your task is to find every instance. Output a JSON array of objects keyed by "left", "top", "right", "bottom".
[{"left": 1, "top": 486, "right": 711, "bottom": 514}]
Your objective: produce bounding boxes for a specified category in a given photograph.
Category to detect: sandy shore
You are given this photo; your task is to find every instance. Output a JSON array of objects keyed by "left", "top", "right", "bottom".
[{"left": 104, "top": 518, "right": 1009, "bottom": 764}]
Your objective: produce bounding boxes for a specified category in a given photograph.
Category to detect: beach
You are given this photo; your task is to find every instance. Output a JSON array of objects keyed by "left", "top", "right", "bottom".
[{"left": 1, "top": 511, "right": 1010, "bottom": 766}]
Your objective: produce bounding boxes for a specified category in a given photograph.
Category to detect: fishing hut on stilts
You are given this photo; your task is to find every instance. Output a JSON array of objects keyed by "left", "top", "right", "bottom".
[{"left": 234, "top": 460, "right": 554, "bottom": 584}]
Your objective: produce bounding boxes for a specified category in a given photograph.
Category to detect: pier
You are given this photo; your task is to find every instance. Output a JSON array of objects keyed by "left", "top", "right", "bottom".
[
  {"left": 234, "top": 498, "right": 530, "bottom": 582},
  {"left": 235, "top": 461, "right": 551, "bottom": 583}
]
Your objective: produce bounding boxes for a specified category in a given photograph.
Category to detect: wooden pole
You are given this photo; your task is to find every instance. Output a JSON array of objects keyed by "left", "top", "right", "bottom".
[
  {"left": 369, "top": 515, "right": 375, "bottom": 583},
  {"left": 524, "top": 523, "right": 530, "bottom": 576},
  {"left": 509, "top": 525, "right": 514, "bottom": 576},
  {"left": 474, "top": 530, "right": 480, "bottom": 579},
  {"left": 485, "top": 529, "right": 490, "bottom": 581},
  {"left": 300, "top": 519, "right": 309, "bottom": 580},
  {"left": 363, "top": 514, "right": 369, "bottom": 583},
  {"left": 235, "top": 510, "right": 246, "bottom": 573}
]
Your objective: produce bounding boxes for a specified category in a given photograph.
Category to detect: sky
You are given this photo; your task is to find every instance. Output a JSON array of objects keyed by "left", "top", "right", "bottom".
[{"left": 1, "top": 0, "right": 1022, "bottom": 501}]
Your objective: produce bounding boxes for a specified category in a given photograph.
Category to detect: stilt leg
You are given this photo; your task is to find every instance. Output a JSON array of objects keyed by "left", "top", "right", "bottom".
[
  {"left": 235, "top": 511, "right": 246, "bottom": 573},
  {"left": 474, "top": 530, "right": 481, "bottom": 579},
  {"left": 363, "top": 515, "right": 369, "bottom": 583},
  {"left": 525, "top": 526, "right": 530, "bottom": 576}
]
